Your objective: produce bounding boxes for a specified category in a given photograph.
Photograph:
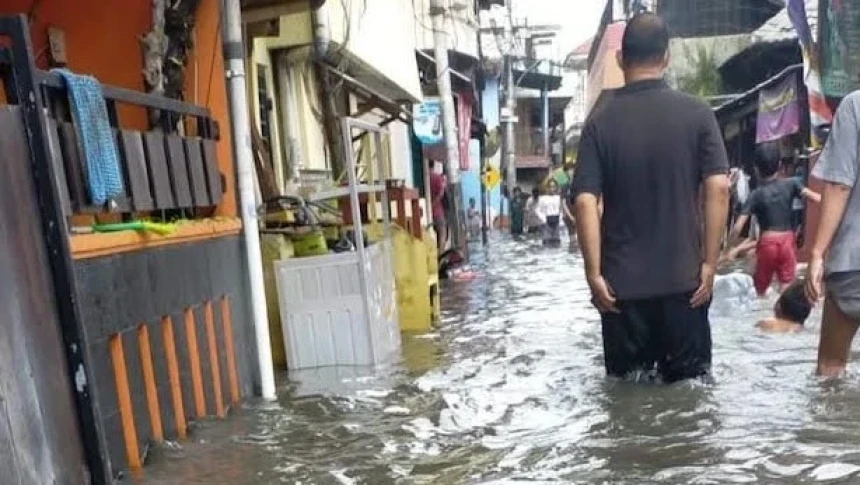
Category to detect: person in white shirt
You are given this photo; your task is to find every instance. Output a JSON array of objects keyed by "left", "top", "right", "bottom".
[
  {"left": 525, "top": 187, "right": 543, "bottom": 234},
  {"left": 537, "top": 180, "right": 564, "bottom": 246}
]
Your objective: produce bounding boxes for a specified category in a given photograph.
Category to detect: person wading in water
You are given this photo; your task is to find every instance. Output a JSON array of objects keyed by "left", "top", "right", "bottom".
[{"left": 572, "top": 13, "right": 730, "bottom": 383}]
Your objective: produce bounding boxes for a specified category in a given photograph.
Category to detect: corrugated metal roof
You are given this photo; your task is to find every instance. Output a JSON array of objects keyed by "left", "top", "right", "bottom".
[{"left": 751, "top": 0, "right": 818, "bottom": 44}]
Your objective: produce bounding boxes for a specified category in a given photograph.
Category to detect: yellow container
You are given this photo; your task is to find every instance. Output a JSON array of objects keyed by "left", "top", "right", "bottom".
[
  {"left": 291, "top": 229, "right": 328, "bottom": 257},
  {"left": 392, "top": 226, "right": 434, "bottom": 333},
  {"left": 260, "top": 233, "right": 294, "bottom": 369}
]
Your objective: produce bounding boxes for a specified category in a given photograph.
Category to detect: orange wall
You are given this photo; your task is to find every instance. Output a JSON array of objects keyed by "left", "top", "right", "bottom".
[{"left": 0, "top": 0, "right": 236, "bottom": 216}]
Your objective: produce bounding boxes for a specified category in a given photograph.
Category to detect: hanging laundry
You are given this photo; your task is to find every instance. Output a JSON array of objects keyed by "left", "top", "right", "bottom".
[{"left": 53, "top": 69, "right": 124, "bottom": 205}]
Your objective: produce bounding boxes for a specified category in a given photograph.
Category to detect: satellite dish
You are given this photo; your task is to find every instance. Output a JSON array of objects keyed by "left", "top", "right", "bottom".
[{"left": 484, "top": 128, "right": 500, "bottom": 157}]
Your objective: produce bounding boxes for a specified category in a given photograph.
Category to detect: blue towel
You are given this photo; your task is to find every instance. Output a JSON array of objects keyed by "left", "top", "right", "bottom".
[{"left": 53, "top": 69, "right": 124, "bottom": 205}]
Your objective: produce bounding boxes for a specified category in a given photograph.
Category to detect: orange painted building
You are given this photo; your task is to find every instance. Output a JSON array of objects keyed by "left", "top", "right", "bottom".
[
  {"left": 0, "top": 0, "right": 236, "bottom": 216},
  {"left": 586, "top": 21, "right": 626, "bottom": 116}
]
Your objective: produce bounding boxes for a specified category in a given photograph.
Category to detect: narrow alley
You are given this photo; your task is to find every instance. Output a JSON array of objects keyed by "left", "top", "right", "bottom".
[{"left": 135, "top": 236, "right": 860, "bottom": 484}]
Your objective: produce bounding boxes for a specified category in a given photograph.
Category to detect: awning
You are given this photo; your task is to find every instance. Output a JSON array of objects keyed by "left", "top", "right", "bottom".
[
  {"left": 317, "top": 61, "right": 412, "bottom": 124},
  {"left": 415, "top": 49, "right": 475, "bottom": 94},
  {"left": 714, "top": 64, "right": 803, "bottom": 119}
]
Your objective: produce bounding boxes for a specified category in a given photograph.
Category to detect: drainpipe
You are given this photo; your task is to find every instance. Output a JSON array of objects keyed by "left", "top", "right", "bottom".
[
  {"left": 311, "top": 0, "right": 345, "bottom": 176},
  {"left": 220, "top": 0, "right": 277, "bottom": 401}
]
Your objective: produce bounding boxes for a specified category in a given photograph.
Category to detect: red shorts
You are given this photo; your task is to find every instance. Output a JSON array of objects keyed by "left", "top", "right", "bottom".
[{"left": 754, "top": 232, "right": 797, "bottom": 296}]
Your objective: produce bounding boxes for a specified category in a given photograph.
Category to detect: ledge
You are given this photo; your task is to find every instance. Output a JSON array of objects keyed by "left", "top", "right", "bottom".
[{"left": 70, "top": 218, "right": 243, "bottom": 260}]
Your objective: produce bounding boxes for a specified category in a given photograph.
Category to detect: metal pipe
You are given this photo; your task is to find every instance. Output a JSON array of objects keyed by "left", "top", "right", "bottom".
[
  {"left": 220, "top": 0, "right": 276, "bottom": 401},
  {"left": 504, "top": 54, "right": 517, "bottom": 189},
  {"left": 541, "top": 82, "right": 550, "bottom": 157}
]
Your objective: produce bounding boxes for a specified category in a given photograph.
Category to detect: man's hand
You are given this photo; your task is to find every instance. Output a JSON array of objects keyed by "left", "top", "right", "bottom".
[
  {"left": 690, "top": 263, "right": 716, "bottom": 307},
  {"left": 805, "top": 255, "right": 825, "bottom": 304},
  {"left": 587, "top": 274, "right": 619, "bottom": 314}
]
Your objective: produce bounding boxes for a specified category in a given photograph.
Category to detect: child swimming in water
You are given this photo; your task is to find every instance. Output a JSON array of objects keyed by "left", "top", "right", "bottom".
[{"left": 756, "top": 282, "right": 812, "bottom": 333}]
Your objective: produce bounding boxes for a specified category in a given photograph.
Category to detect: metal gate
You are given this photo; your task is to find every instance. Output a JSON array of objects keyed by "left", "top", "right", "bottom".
[{"left": 0, "top": 15, "right": 102, "bottom": 484}]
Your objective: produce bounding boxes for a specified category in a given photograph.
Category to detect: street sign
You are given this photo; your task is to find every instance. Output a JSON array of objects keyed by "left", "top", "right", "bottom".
[{"left": 483, "top": 166, "right": 501, "bottom": 189}]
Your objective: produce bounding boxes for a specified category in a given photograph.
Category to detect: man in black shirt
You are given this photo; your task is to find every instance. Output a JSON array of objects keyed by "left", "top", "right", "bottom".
[{"left": 572, "top": 13, "right": 730, "bottom": 383}]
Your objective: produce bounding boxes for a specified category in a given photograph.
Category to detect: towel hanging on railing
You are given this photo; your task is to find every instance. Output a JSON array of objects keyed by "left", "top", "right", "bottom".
[{"left": 53, "top": 69, "right": 124, "bottom": 206}]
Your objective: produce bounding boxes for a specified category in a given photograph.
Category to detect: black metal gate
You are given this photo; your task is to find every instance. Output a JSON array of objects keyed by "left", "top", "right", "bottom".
[{"left": 0, "top": 15, "right": 106, "bottom": 484}]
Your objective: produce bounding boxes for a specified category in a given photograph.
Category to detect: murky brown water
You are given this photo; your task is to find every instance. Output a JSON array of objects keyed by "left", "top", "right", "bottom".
[{"left": 138, "top": 234, "right": 860, "bottom": 484}]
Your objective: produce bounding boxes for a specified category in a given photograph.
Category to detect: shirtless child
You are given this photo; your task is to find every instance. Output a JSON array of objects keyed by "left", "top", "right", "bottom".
[
  {"left": 728, "top": 142, "right": 820, "bottom": 296},
  {"left": 756, "top": 282, "right": 812, "bottom": 333}
]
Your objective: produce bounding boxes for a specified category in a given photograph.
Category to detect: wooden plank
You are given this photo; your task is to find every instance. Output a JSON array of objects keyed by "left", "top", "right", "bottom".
[
  {"left": 160, "top": 316, "right": 186, "bottom": 439},
  {"left": 57, "top": 122, "right": 89, "bottom": 210},
  {"left": 43, "top": 117, "right": 72, "bottom": 223},
  {"left": 136, "top": 325, "right": 163, "bottom": 441},
  {"left": 183, "top": 308, "right": 206, "bottom": 418},
  {"left": 183, "top": 138, "right": 211, "bottom": 207},
  {"left": 118, "top": 131, "right": 154, "bottom": 211},
  {"left": 203, "top": 302, "right": 225, "bottom": 418},
  {"left": 108, "top": 334, "right": 142, "bottom": 471},
  {"left": 142, "top": 131, "right": 175, "bottom": 209},
  {"left": 201, "top": 139, "right": 223, "bottom": 205},
  {"left": 220, "top": 297, "right": 241, "bottom": 404},
  {"left": 165, "top": 135, "right": 193, "bottom": 208}
]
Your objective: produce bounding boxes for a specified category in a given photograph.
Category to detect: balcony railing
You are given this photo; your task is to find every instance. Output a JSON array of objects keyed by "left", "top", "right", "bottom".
[{"left": 0, "top": 50, "right": 224, "bottom": 228}]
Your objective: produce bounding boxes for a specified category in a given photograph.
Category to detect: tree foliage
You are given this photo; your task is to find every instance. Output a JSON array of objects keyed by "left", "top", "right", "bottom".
[{"left": 677, "top": 44, "right": 722, "bottom": 98}]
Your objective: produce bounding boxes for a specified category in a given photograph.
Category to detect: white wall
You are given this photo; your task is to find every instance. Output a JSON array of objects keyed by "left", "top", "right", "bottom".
[{"left": 324, "top": 0, "right": 423, "bottom": 101}]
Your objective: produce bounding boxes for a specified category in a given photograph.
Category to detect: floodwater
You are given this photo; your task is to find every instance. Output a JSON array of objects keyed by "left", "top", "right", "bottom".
[{"left": 138, "top": 234, "right": 860, "bottom": 484}]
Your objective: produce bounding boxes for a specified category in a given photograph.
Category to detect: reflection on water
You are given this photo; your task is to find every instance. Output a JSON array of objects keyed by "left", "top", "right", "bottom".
[{"left": 140, "top": 234, "right": 860, "bottom": 484}]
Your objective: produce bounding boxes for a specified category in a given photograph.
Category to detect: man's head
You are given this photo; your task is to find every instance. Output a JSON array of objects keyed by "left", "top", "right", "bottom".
[
  {"left": 469, "top": 197, "right": 476, "bottom": 207},
  {"left": 754, "top": 141, "right": 782, "bottom": 179},
  {"left": 617, "top": 13, "right": 670, "bottom": 75},
  {"left": 774, "top": 282, "right": 812, "bottom": 325},
  {"left": 513, "top": 187, "right": 522, "bottom": 197},
  {"left": 547, "top": 179, "right": 559, "bottom": 194}
]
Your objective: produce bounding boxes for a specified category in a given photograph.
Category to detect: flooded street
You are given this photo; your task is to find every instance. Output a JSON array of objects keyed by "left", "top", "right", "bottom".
[{"left": 139, "top": 234, "right": 860, "bottom": 484}]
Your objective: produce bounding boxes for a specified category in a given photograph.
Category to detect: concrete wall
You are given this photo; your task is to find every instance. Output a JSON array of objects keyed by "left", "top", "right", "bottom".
[
  {"left": 324, "top": 0, "right": 423, "bottom": 101},
  {"left": 413, "top": 0, "right": 479, "bottom": 58},
  {"left": 73, "top": 236, "right": 257, "bottom": 479},
  {"left": 587, "top": 22, "right": 626, "bottom": 115},
  {"left": 666, "top": 34, "right": 752, "bottom": 89}
]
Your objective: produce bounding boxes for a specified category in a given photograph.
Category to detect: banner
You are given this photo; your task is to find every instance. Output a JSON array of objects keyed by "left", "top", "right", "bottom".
[
  {"left": 787, "top": 0, "right": 832, "bottom": 145},
  {"left": 413, "top": 98, "right": 443, "bottom": 146},
  {"left": 756, "top": 74, "right": 800, "bottom": 143},
  {"left": 820, "top": 0, "right": 860, "bottom": 98},
  {"left": 456, "top": 94, "right": 473, "bottom": 171}
]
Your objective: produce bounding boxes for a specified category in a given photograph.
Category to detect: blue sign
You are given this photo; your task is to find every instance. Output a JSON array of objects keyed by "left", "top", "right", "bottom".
[{"left": 413, "top": 98, "right": 443, "bottom": 145}]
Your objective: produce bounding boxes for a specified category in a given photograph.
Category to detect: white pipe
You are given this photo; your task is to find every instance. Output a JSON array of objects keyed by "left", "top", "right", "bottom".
[{"left": 220, "top": 0, "right": 277, "bottom": 401}]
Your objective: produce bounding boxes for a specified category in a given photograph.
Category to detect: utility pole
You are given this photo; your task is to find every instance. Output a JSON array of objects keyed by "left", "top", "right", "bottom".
[
  {"left": 476, "top": 0, "right": 489, "bottom": 246},
  {"left": 221, "top": 0, "right": 276, "bottom": 400},
  {"left": 503, "top": 53, "right": 517, "bottom": 191},
  {"left": 430, "top": 0, "right": 465, "bottom": 250}
]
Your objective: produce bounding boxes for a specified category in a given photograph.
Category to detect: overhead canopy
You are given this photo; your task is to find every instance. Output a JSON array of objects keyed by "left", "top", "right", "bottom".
[{"left": 317, "top": 62, "right": 412, "bottom": 123}]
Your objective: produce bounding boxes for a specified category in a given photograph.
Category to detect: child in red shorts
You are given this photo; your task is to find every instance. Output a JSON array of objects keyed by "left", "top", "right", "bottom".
[{"left": 728, "top": 142, "right": 820, "bottom": 296}]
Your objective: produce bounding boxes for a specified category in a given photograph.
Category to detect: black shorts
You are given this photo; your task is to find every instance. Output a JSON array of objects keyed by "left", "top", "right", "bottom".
[{"left": 601, "top": 291, "right": 711, "bottom": 383}]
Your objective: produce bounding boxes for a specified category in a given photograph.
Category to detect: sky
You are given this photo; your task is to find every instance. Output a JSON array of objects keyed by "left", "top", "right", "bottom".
[{"left": 511, "top": 0, "right": 606, "bottom": 60}]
